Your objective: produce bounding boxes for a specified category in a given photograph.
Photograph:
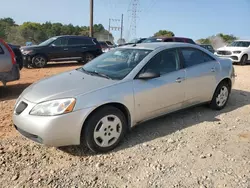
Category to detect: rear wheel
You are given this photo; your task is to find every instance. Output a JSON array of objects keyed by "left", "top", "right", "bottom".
[
  {"left": 82, "top": 106, "right": 127, "bottom": 153},
  {"left": 240, "top": 54, "right": 248, "bottom": 65},
  {"left": 83, "top": 53, "right": 94, "bottom": 63},
  {"left": 32, "top": 55, "right": 47, "bottom": 68},
  {"left": 210, "top": 82, "right": 230, "bottom": 110}
]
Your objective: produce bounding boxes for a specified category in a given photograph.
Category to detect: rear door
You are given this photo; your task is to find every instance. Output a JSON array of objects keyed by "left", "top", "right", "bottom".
[
  {"left": 179, "top": 47, "right": 219, "bottom": 106},
  {"left": 68, "top": 37, "right": 98, "bottom": 59},
  {"left": 0, "top": 42, "right": 12, "bottom": 72}
]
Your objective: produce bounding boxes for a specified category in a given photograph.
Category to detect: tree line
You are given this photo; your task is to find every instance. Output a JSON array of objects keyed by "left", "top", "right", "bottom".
[{"left": 0, "top": 17, "right": 114, "bottom": 45}]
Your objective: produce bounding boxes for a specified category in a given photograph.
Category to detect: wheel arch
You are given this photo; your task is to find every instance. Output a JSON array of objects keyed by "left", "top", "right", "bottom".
[
  {"left": 216, "top": 77, "right": 232, "bottom": 93},
  {"left": 80, "top": 102, "right": 132, "bottom": 141}
]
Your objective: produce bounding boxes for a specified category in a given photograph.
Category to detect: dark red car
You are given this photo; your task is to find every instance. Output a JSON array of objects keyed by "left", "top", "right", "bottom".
[{"left": 142, "top": 37, "right": 196, "bottom": 44}]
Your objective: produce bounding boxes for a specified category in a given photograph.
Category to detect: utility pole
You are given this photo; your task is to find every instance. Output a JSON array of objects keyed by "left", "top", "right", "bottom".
[
  {"left": 120, "top": 14, "right": 123, "bottom": 40},
  {"left": 108, "top": 16, "right": 123, "bottom": 43},
  {"left": 89, "top": 0, "right": 94, "bottom": 37}
]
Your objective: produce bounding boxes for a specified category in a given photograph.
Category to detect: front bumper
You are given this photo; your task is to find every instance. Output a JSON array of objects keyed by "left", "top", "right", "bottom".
[
  {"left": 22, "top": 55, "right": 33, "bottom": 67},
  {"left": 13, "top": 98, "right": 93, "bottom": 147},
  {"left": 215, "top": 53, "right": 242, "bottom": 62}
]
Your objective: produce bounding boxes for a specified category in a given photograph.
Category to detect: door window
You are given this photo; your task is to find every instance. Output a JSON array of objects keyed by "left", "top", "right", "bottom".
[
  {"left": 180, "top": 48, "right": 215, "bottom": 68},
  {"left": 142, "top": 49, "right": 180, "bottom": 75},
  {"left": 51, "top": 37, "right": 68, "bottom": 46}
]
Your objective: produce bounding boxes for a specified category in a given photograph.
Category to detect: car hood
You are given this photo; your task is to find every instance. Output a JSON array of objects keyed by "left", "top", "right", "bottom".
[
  {"left": 20, "top": 45, "right": 42, "bottom": 51},
  {"left": 217, "top": 46, "right": 247, "bottom": 51},
  {"left": 21, "top": 69, "right": 117, "bottom": 103}
]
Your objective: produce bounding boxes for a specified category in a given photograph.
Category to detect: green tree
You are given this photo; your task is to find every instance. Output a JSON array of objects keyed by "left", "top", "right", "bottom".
[{"left": 154, "top": 30, "right": 175, "bottom": 37}]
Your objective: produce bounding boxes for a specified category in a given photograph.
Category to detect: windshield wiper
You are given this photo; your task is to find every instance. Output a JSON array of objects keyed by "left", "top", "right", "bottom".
[
  {"left": 79, "top": 68, "right": 112, "bottom": 79},
  {"left": 89, "top": 71, "right": 112, "bottom": 80}
]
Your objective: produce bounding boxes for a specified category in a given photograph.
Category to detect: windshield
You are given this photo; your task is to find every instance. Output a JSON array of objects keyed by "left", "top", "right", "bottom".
[
  {"left": 228, "top": 41, "right": 250, "bottom": 47},
  {"left": 79, "top": 48, "right": 152, "bottom": 80},
  {"left": 39, "top": 37, "right": 57, "bottom": 46},
  {"left": 142, "top": 38, "right": 163, "bottom": 43}
]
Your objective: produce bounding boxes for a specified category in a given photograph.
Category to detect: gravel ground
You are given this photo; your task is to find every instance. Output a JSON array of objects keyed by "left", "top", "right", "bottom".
[{"left": 0, "top": 63, "right": 250, "bottom": 188}]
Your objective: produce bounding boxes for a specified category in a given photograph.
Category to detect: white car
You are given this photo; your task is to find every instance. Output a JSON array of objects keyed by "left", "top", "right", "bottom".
[{"left": 214, "top": 40, "right": 250, "bottom": 65}]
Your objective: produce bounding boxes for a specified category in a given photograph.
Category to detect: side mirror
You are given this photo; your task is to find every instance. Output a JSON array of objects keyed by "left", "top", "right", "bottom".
[
  {"left": 50, "top": 43, "right": 55, "bottom": 47},
  {"left": 137, "top": 70, "right": 160, "bottom": 80}
]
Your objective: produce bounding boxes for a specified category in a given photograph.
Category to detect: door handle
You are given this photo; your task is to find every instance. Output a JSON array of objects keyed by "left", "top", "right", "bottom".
[
  {"left": 63, "top": 48, "right": 68, "bottom": 51},
  {"left": 211, "top": 67, "right": 216, "bottom": 72},
  {"left": 82, "top": 47, "right": 87, "bottom": 49},
  {"left": 176, "top": 77, "right": 184, "bottom": 83}
]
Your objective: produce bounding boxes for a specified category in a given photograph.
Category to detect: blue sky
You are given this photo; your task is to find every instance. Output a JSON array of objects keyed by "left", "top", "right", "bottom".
[{"left": 1, "top": 0, "right": 250, "bottom": 42}]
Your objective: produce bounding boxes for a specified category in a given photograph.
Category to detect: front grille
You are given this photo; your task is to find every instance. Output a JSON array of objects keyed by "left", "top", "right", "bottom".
[
  {"left": 217, "top": 51, "right": 232, "bottom": 55},
  {"left": 15, "top": 101, "right": 28, "bottom": 115}
]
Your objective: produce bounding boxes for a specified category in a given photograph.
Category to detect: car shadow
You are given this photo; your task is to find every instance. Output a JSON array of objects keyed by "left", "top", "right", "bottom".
[
  {"left": 60, "top": 89, "right": 250, "bottom": 156},
  {"left": 0, "top": 83, "right": 31, "bottom": 101}
]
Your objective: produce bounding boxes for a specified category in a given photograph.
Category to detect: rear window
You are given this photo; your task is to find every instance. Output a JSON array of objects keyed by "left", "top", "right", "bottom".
[
  {"left": 106, "top": 41, "right": 113, "bottom": 45},
  {"left": 186, "top": 39, "right": 196, "bottom": 44},
  {"left": 174, "top": 38, "right": 184, "bottom": 42},
  {"left": 99, "top": 42, "right": 108, "bottom": 47},
  {"left": 68, "top": 38, "right": 94, "bottom": 45},
  {"left": 163, "top": 38, "right": 174, "bottom": 42}
]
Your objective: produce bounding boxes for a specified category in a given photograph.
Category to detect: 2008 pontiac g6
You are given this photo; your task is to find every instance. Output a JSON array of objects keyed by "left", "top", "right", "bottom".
[{"left": 13, "top": 42, "right": 235, "bottom": 152}]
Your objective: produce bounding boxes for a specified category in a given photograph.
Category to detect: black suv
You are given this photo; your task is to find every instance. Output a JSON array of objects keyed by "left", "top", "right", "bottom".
[{"left": 21, "top": 35, "right": 102, "bottom": 68}]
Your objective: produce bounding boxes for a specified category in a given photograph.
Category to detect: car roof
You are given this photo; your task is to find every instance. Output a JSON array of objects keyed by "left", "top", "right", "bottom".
[
  {"left": 55, "top": 35, "right": 95, "bottom": 39},
  {"left": 151, "top": 36, "right": 192, "bottom": 40},
  {"left": 118, "top": 42, "right": 198, "bottom": 50},
  {"left": 234, "top": 40, "right": 250, "bottom": 42}
]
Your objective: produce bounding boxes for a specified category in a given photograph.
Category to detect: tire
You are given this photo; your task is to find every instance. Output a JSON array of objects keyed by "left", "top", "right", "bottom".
[
  {"left": 83, "top": 53, "right": 95, "bottom": 63},
  {"left": 210, "top": 82, "right": 230, "bottom": 110},
  {"left": 82, "top": 106, "right": 127, "bottom": 153},
  {"left": 32, "top": 55, "right": 47, "bottom": 68},
  {"left": 240, "top": 54, "right": 248, "bottom": 66}
]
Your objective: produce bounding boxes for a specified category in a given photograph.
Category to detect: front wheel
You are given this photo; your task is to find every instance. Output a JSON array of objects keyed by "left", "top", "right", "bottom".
[
  {"left": 82, "top": 106, "right": 127, "bottom": 153},
  {"left": 32, "top": 55, "right": 47, "bottom": 68},
  {"left": 210, "top": 82, "right": 230, "bottom": 110},
  {"left": 240, "top": 54, "right": 248, "bottom": 66}
]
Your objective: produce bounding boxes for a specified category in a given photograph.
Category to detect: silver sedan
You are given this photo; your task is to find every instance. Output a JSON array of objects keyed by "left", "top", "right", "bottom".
[{"left": 13, "top": 42, "right": 235, "bottom": 153}]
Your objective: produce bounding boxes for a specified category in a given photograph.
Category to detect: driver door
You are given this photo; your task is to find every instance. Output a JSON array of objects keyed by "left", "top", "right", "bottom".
[
  {"left": 47, "top": 37, "right": 69, "bottom": 60},
  {"left": 133, "top": 49, "right": 186, "bottom": 122}
]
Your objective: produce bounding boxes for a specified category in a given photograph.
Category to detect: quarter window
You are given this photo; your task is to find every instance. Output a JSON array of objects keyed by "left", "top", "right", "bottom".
[
  {"left": 142, "top": 49, "right": 180, "bottom": 75},
  {"left": 180, "top": 48, "right": 215, "bottom": 67}
]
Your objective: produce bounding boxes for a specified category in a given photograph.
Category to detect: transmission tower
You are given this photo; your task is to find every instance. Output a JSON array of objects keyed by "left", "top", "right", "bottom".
[{"left": 130, "top": 0, "right": 140, "bottom": 39}]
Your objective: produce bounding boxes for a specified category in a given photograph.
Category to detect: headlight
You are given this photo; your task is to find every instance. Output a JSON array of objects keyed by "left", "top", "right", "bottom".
[
  {"left": 233, "top": 51, "right": 241, "bottom": 54},
  {"left": 30, "top": 98, "right": 76, "bottom": 116}
]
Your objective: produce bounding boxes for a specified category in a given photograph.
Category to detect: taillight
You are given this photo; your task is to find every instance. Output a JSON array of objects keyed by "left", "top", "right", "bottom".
[{"left": 0, "top": 38, "right": 16, "bottom": 64}]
